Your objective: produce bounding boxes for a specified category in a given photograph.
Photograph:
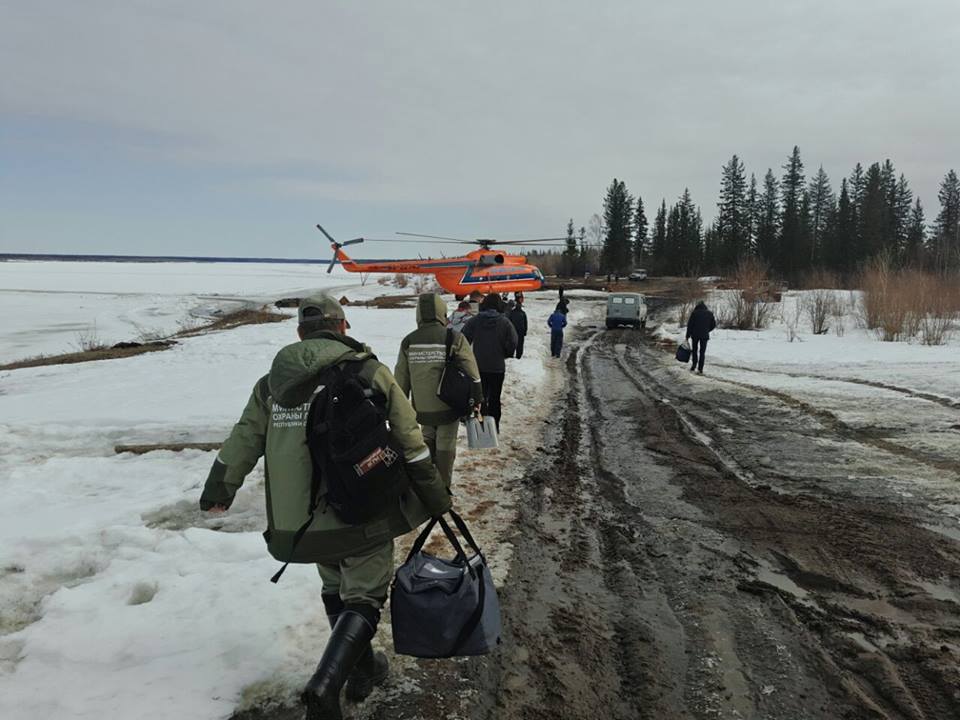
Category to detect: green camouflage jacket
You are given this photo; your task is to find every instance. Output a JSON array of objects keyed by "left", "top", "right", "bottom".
[
  {"left": 394, "top": 294, "right": 483, "bottom": 426},
  {"left": 200, "top": 330, "right": 450, "bottom": 564}
]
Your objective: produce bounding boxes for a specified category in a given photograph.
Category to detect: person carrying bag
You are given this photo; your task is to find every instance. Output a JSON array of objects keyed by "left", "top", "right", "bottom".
[
  {"left": 395, "top": 294, "right": 483, "bottom": 489},
  {"left": 391, "top": 510, "right": 501, "bottom": 658}
]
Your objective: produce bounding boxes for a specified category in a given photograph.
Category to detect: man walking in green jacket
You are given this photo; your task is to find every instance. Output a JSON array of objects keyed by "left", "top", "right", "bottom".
[
  {"left": 199, "top": 294, "right": 450, "bottom": 720},
  {"left": 395, "top": 293, "right": 483, "bottom": 488}
]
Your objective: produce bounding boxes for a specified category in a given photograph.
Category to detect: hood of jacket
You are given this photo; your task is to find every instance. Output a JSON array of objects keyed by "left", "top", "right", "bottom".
[
  {"left": 477, "top": 308, "right": 501, "bottom": 327},
  {"left": 268, "top": 331, "right": 371, "bottom": 408},
  {"left": 415, "top": 293, "right": 447, "bottom": 328}
]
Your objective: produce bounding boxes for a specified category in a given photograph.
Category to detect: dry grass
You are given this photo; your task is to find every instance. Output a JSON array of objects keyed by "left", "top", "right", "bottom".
[
  {"left": 858, "top": 257, "right": 960, "bottom": 344},
  {"left": 174, "top": 307, "right": 288, "bottom": 337},
  {"left": 717, "top": 258, "right": 777, "bottom": 330},
  {"left": 1, "top": 341, "right": 175, "bottom": 371}
]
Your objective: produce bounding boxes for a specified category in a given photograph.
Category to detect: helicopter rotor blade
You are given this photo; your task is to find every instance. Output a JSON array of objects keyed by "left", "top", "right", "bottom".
[
  {"left": 396, "top": 231, "right": 471, "bottom": 242},
  {"left": 315, "top": 224, "right": 336, "bottom": 243},
  {"left": 341, "top": 238, "right": 365, "bottom": 247},
  {"left": 493, "top": 237, "right": 569, "bottom": 245}
]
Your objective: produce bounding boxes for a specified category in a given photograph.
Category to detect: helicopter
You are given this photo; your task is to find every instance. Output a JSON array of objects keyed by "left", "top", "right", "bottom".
[{"left": 317, "top": 225, "right": 566, "bottom": 298}]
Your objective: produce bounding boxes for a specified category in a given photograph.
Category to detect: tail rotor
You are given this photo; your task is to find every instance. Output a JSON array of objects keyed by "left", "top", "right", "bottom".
[{"left": 317, "top": 224, "right": 364, "bottom": 274}]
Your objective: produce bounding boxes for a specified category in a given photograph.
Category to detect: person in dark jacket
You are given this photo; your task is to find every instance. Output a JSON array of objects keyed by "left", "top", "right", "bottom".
[
  {"left": 507, "top": 296, "right": 528, "bottom": 359},
  {"left": 685, "top": 301, "right": 717, "bottom": 374},
  {"left": 462, "top": 293, "right": 518, "bottom": 431},
  {"left": 547, "top": 303, "right": 568, "bottom": 358}
]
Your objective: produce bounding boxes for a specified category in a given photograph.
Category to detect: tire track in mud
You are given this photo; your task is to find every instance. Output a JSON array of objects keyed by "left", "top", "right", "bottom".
[
  {"left": 625, "top": 340, "right": 960, "bottom": 478},
  {"left": 708, "top": 362, "right": 960, "bottom": 411},
  {"left": 598, "top": 328, "right": 960, "bottom": 720}
]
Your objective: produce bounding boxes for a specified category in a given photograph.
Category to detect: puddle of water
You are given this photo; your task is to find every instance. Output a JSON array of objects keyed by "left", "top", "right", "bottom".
[
  {"left": 754, "top": 565, "right": 810, "bottom": 600},
  {"left": 922, "top": 522, "right": 960, "bottom": 544},
  {"left": 845, "top": 597, "right": 919, "bottom": 625},
  {"left": 918, "top": 580, "right": 960, "bottom": 605}
]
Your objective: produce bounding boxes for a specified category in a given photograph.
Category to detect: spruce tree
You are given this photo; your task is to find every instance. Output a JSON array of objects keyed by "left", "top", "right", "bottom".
[
  {"left": 756, "top": 169, "right": 780, "bottom": 268},
  {"left": 848, "top": 163, "right": 866, "bottom": 262},
  {"left": 892, "top": 174, "right": 913, "bottom": 261},
  {"left": 651, "top": 200, "right": 667, "bottom": 273},
  {"left": 702, "top": 220, "right": 721, "bottom": 272},
  {"left": 860, "top": 162, "right": 887, "bottom": 260},
  {"left": 563, "top": 219, "right": 578, "bottom": 277},
  {"left": 779, "top": 146, "right": 806, "bottom": 277},
  {"left": 665, "top": 203, "right": 681, "bottom": 275},
  {"left": 879, "top": 160, "right": 899, "bottom": 255},
  {"left": 717, "top": 154, "right": 749, "bottom": 269},
  {"left": 933, "top": 169, "right": 960, "bottom": 271},
  {"left": 825, "top": 178, "right": 856, "bottom": 274},
  {"left": 577, "top": 226, "right": 587, "bottom": 277},
  {"left": 602, "top": 178, "right": 634, "bottom": 274},
  {"left": 808, "top": 166, "right": 834, "bottom": 266},
  {"left": 634, "top": 195, "right": 648, "bottom": 264},
  {"left": 746, "top": 173, "right": 759, "bottom": 255},
  {"left": 905, "top": 198, "right": 926, "bottom": 267}
]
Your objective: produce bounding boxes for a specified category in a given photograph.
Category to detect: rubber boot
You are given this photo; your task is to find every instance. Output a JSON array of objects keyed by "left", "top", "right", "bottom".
[
  {"left": 302, "top": 609, "right": 377, "bottom": 720},
  {"left": 321, "top": 595, "right": 389, "bottom": 702}
]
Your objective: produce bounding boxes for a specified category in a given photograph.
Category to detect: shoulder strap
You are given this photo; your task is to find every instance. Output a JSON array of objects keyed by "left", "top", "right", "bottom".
[{"left": 445, "top": 328, "right": 454, "bottom": 363}]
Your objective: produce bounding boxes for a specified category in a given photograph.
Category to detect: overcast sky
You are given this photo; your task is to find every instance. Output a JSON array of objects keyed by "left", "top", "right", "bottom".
[{"left": 2, "top": 1, "right": 958, "bottom": 258}]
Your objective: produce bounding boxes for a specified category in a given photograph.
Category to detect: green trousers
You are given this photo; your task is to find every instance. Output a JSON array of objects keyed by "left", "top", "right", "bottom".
[
  {"left": 316, "top": 540, "right": 395, "bottom": 608},
  {"left": 421, "top": 421, "right": 459, "bottom": 489}
]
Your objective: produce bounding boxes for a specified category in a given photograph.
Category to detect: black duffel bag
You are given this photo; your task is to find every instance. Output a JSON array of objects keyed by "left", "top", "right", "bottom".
[
  {"left": 436, "top": 329, "right": 474, "bottom": 417},
  {"left": 676, "top": 341, "right": 691, "bottom": 363},
  {"left": 391, "top": 510, "right": 501, "bottom": 658}
]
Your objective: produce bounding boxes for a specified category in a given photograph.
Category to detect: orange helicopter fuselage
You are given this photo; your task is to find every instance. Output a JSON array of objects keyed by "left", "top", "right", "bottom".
[{"left": 334, "top": 247, "right": 545, "bottom": 296}]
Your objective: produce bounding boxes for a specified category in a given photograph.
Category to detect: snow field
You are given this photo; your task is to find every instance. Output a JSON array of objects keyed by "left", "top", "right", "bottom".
[
  {"left": 655, "top": 289, "right": 960, "bottom": 401},
  {"left": 0, "top": 260, "right": 382, "bottom": 364},
  {"left": 0, "top": 264, "right": 568, "bottom": 719}
]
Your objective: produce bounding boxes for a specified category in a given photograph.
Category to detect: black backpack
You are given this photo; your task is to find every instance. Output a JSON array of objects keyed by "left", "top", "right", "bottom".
[
  {"left": 436, "top": 329, "right": 474, "bottom": 417},
  {"left": 305, "top": 359, "right": 409, "bottom": 526},
  {"left": 269, "top": 357, "right": 410, "bottom": 583}
]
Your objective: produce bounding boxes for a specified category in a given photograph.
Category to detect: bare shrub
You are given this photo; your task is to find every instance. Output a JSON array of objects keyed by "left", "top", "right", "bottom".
[
  {"left": 858, "top": 256, "right": 908, "bottom": 341},
  {"left": 719, "top": 258, "right": 776, "bottom": 330},
  {"left": 393, "top": 273, "right": 409, "bottom": 289},
  {"left": 74, "top": 325, "right": 107, "bottom": 352},
  {"left": 802, "top": 290, "right": 836, "bottom": 335},
  {"left": 831, "top": 295, "right": 847, "bottom": 337},
  {"left": 783, "top": 296, "right": 803, "bottom": 342},
  {"left": 376, "top": 276, "right": 390, "bottom": 286},
  {"left": 675, "top": 277, "right": 704, "bottom": 327},
  {"left": 133, "top": 323, "right": 167, "bottom": 343},
  {"left": 917, "top": 273, "right": 959, "bottom": 345}
]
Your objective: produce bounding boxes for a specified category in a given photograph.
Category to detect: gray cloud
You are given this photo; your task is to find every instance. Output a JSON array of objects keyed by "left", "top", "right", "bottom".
[{"left": 2, "top": 0, "right": 958, "bottom": 250}]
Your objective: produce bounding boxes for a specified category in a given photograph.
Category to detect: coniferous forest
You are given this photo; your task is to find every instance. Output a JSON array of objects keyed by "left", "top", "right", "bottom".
[{"left": 558, "top": 148, "right": 960, "bottom": 281}]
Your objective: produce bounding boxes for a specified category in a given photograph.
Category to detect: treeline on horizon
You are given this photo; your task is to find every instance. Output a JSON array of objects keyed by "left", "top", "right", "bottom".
[{"left": 541, "top": 147, "right": 960, "bottom": 282}]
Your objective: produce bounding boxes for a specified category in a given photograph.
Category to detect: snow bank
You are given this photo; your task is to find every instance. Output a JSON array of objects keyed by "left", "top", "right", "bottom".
[{"left": 0, "top": 264, "right": 568, "bottom": 719}]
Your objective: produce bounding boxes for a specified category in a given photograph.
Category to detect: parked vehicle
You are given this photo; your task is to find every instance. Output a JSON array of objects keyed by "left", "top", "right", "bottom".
[
  {"left": 605, "top": 292, "right": 648, "bottom": 329},
  {"left": 628, "top": 269, "right": 648, "bottom": 281}
]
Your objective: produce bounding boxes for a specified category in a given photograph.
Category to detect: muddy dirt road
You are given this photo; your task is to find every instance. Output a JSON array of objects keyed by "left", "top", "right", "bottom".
[{"left": 249, "top": 313, "right": 960, "bottom": 720}]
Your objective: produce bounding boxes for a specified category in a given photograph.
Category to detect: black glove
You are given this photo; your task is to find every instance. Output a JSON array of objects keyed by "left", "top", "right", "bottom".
[{"left": 199, "top": 459, "right": 235, "bottom": 511}]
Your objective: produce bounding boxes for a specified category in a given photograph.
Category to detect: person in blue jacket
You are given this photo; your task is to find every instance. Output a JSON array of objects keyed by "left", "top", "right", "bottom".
[{"left": 547, "top": 303, "right": 568, "bottom": 358}]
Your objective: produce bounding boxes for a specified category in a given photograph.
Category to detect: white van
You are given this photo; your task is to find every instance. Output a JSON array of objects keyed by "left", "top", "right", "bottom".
[{"left": 606, "top": 292, "right": 648, "bottom": 329}]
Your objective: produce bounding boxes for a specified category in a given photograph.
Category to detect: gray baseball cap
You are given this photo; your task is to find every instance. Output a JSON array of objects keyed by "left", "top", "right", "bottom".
[{"left": 298, "top": 294, "right": 350, "bottom": 328}]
